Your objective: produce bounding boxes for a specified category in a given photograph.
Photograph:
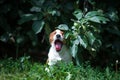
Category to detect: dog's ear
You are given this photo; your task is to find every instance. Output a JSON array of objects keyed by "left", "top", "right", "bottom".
[{"left": 49, "top": 30, "right": 56, "bottom": 44}]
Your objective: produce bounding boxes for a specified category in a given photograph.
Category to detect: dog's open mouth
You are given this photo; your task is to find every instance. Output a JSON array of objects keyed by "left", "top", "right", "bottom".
[{"left": 55, "top": 40, "right": 63, "bottom": 51}]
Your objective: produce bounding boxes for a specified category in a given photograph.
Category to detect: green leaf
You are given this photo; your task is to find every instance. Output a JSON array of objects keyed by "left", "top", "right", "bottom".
[
  {"left": 57, "top": 24, "right": 69, "bottom": 31},
  {"left": 87, "top": 16, "right": 109, "bottom": 24},
  {"left": 32, "top": 20, "right": 45, "bottom": 34},
  {"left": 71, "top": 36, "right": 80, "bottom": 58},
  {"left": 64, "top": 32, "right": 70, "bottom": 39},
  {"left": 85, "top": 11, "right": 104, "bottom": 18},
  {"left": 78, "top": 36, "right": 87, "bottom": 48},
  {"left": 86, "top": 31, "right": 96, "bottom": 45},
  {"left": 73, "top": 9, "right": 83, "bottom": 20},
  {"left": 71, "top": 43, "right": 78, "bottom": 58},
  {"left": 18, "top": 14, "right": 35, "bottom": 24}
]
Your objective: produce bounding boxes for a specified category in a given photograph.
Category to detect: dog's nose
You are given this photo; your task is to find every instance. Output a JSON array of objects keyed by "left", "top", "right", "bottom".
[{"left": 56, "top": 34, "right": 61, "bottom": 38}]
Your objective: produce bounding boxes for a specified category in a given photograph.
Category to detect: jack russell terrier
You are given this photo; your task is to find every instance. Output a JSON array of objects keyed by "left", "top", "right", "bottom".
[{"left": 47, "top": 29, "right": 72, "bottom": 66}]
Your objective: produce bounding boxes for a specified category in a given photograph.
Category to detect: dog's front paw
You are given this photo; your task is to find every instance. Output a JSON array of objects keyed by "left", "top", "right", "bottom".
[{"left": 45, "top": 67, "right": 50, "bottom": 72}]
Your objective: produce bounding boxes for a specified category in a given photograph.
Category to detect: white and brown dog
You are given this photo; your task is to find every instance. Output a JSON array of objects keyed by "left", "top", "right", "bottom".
[{"left": 47, "top": 29, "right": 72, "bottom": 66}]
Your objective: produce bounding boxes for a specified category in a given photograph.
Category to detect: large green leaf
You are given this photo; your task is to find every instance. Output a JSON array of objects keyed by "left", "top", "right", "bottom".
[
  {"left": 86, "top": 31, "right": 96, "bottom": 45},
  {"left": 85, "top": 11, "right": 104, "bottom": 18},
  {"left": 78, "top": 36, "right": 87, "bottom": 48},
  {"left": 57, "top": 24, "right": 69, "bottom": 31},
  {"left": 32, "top": 20, "right": 45, "bottom": 34},
  {"left": 87, "top": 16, "right": 109, "bottom": 24},
  {"left": 71, "top": 43, "right": 78, "bottom": 58},
  {"left": 73, "top": 10, "right": 83, "bottom": 20},
  {"left": 18, "top": 14, "right": 35, "bottom": 25}
]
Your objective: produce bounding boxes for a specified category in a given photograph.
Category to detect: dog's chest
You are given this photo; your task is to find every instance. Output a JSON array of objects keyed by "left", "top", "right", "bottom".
[{"left": 48, "top": 45, "right": 72, "bottom": 65}]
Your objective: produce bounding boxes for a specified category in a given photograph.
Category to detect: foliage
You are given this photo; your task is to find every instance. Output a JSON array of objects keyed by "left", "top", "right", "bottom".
[
  {"left": 0, "top": 58, "right": 119, "bottom": 80},
  {"left": 0, "top": 0, "right": 120, "bottom": 67},
  {"left": 57, "top": 10, "right": 109, "bottom": 65}
]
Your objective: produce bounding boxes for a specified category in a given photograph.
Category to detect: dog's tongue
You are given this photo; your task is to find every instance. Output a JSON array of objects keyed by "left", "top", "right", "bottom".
[{"left": 55, "top": 41, "right": 62, "bottom": 51}]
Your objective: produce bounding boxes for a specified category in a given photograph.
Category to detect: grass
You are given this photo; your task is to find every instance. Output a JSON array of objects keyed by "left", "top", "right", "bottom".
[{"left": 0, "top": 57, "right": 119, "bottom": 80}]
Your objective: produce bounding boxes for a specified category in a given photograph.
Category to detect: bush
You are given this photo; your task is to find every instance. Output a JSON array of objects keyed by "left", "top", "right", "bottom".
[{"left": 0, "top": 0, "right": 120, "bottom": 67}]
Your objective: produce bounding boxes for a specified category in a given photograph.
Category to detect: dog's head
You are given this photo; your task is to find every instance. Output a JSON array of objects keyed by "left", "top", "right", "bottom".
[{"left": 49, "top": 29, "right": 64, "bottom": 52}]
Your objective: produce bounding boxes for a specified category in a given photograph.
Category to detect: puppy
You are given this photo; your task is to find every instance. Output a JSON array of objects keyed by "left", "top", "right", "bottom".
[{"left": 47, "top": 29, "right": 72, "bottom": 66}]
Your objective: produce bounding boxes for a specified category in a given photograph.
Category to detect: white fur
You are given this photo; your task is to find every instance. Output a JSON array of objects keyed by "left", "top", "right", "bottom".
[{"left": 48, "top": 30, "right": 72, "bottom": 66}]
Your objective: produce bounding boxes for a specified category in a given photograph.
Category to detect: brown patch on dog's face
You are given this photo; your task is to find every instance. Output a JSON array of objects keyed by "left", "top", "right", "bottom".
[{"left": 49, "top": 30, "right": 56, "bottom": 44}]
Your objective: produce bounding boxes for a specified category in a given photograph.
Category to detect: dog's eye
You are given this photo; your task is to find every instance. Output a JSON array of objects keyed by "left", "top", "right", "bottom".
[{"left": 54, "top": 31, "right": 56, "bottom": 34}]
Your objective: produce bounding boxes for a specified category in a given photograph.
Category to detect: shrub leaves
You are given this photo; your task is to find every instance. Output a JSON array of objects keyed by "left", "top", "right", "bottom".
[
  {"left": 32, "top": 20, "right": 45, "bottom": 34},
  {"left": 57, "top": 24, "right": 69, "bottom": 31}
]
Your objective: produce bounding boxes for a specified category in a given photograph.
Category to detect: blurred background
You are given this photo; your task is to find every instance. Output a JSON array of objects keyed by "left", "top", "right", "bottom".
[{"left": 0, "top": 0, "right": 120, "bottom": 68}]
